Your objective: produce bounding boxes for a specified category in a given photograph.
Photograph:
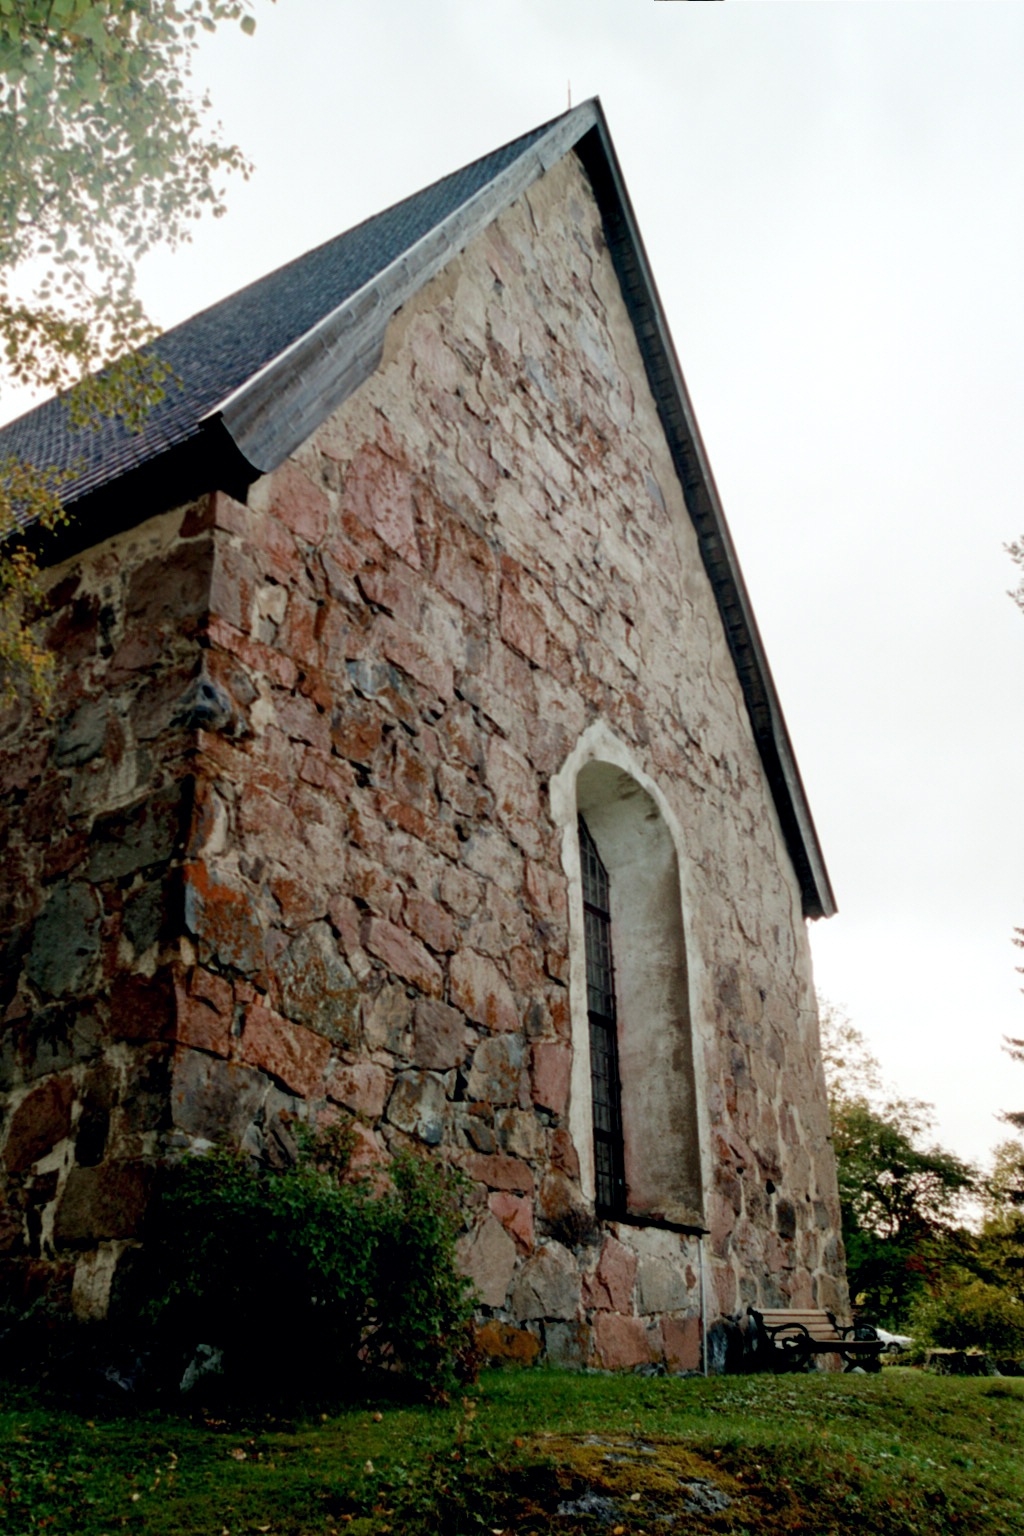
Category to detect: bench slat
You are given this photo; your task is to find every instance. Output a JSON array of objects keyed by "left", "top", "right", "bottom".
[{"left": 757, "top": 1311, "right": 838, "bottom": 1322}]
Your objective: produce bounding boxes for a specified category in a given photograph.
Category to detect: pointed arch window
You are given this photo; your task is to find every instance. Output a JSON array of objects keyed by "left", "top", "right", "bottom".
[
  {"left": 579, "top": 814, "right": 626, "bottom": 1216},
  {"left": 565, "top": 756, "right": 705, "bottom": 1231}
]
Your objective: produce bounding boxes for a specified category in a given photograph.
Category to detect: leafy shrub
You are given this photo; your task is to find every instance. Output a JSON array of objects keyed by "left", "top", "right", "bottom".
[
  {"left": 911, "top": 1276, "right": 1024, "bottom": 1359},
  {"left": 142, "top": 1127, "right": 477, "bottom": 1403}
]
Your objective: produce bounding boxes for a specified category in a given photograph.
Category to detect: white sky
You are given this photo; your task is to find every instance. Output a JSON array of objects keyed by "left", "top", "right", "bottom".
[{"left": 11, "top": 1, "right": 1024, "bottom": 1172}]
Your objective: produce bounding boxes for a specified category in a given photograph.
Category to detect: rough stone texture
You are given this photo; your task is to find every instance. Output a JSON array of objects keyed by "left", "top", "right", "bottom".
[
  {"left": 0, "top": 508, "right": 211, "bottom": 1313},
  {"left": 412, "top": 998, "right": 466, "bottom": 1071},
  {"left": 170, "top": 1053, "right": 268, "bottom": 1143},
  {"left": 449, "top": 949, "right": 519, "bottom": 1033},
  {"left": 545, "top": 1318, "right": 589, "bottom": 1369},
  {"left": 474, "top": 1318, "right": 541, "bottom": 1364},
  {"left": 457, "top": 1214, "right": 517, "bottom": 1309},
  {"left": 465, "top": 1035, "right": 526, "bottom": 1106},
  {"left": 276, "top": 922, "right": 361, "bottom": 1046},
  {"left": 385, "top": 1070, "right": 446, "bottom": 1145},
  {"left": 25, "top": 883, "right": 101, "bottom": 997},
  {"left": 530, "top": 1042, "right": 571, "bottom": 1117},
  {"left": 2, "top": 1075, "right": 74, "bottom": 1173},
  {"left": 326, "top": 1062, "right": 389, "bottom": 1119},
  {"left": 363, "top": 918, "right": 443, "bottom": 997},
  {"left": 174, "top": 968, "right": 233, "bottom": 1058},
  {"left": 637, "top": 1253, "right": 692, "bottom": 1316},
  {"left": 464, "top": 1153, "right": 535, "bottom": 1196},
  {"left": 239, "top": 1005, "right": 332, "bottom": 1100},
  {"left": 489, "top": 1190, "right": 534, "bottom": 1252},
  {"left": 54, "top": 1162, "right": 152, "bottom": 1245},
  {"left": 0, "top": 151, "right": 846, "bottom": 1361},
  {"left": 585, "top": 1235, "right": 637, "bottom": 1314},
  {"left": 593, "top": 1310, "right": 657, "bottom": 1371},
  {"left": 511, "top": 1242, "right": 581, "bottom": 1322},
  {"left": 662, "top": 1314, "right": 703, "bottom": 1373}
]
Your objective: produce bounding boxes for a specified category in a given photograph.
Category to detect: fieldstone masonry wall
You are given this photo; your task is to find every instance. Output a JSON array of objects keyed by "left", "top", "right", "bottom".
[
  {"left": 0, "top": 151, "right": 846, "bottom": 1365},
  {"left": 0, "top": 504, "right": 219, "bottom": 1317}
]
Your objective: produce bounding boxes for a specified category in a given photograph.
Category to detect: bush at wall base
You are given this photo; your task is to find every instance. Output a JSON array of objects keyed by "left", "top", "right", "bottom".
[
  {"left": 0, "top": 1128, "right": 478, "bottom": 1408},
  {"left": 142, "top": 1130, "right": 478, "bottom": 1404}
]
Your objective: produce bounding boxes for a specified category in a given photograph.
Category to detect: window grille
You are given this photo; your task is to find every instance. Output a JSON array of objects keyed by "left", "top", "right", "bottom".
[{"left": 579, "top": 814, "right": 626, "bottom": 1215}]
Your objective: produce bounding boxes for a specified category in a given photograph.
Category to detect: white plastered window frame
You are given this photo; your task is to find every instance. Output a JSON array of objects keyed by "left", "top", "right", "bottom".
[{"left": 551, "top": 721, "right": 710, "bottom": 1231}]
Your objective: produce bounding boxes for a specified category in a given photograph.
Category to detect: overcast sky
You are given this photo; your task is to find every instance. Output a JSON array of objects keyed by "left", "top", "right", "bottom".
[{"left": 14, "top": 2, "right": 1024, "bottom": 1172}]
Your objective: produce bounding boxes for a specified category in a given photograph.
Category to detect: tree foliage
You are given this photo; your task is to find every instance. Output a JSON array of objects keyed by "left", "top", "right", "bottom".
[
  {"left": 970, "top": 1137, "right": 1024, "bottom": 1306},
  {"left": 912, "top": 1274, "right": 1024, "bottom": 1359},
  {"left": 0, "top": 0, "right": 258, "bottom": 704},
  {"left": 819, "top": 1000, "right": 976, "bottom": 1327},
  {"left": 1003, "top": 931, "right": 1024, "bottom": 1101},
  {"left": 978, "top": 563, "right": 1024, "bottom": 1318},
  {"left": 1008, "top": 536, "right": 1024, "bottom": 616},
  {"left": 967, "top": 1027, "right": 1024, "bottom": 1310},
  {"left": 832, "top": 1097, "right": 975, "bottom": 1325},
  {"left": 818, "top": 998, "right": 884, "bottom": 1105},
  {"left": 997, "top": 1023, "right": 1024, "bottom": 1155}
]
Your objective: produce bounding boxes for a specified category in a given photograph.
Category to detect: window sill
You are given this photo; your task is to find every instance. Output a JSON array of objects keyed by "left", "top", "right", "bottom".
[{"left": 600, "top": 1210, "right": 709, "bottom": 1238}]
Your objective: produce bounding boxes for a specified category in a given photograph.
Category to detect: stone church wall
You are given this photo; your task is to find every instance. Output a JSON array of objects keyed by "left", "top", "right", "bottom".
[
  {"left": 0, "top": 151, "right": 846, "bottom": 1364},
  {"left": 0, "top": 505, "right": 219, "bottom": 1316}
]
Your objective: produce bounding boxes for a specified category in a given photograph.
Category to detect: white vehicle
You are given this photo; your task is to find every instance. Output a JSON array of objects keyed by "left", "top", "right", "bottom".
[{"left": 873, "top": 1328, "right": 913, "bottom": 1354}]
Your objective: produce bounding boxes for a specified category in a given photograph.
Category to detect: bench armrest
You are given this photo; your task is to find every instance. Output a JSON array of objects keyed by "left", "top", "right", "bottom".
[{"left": 826, "top": 1312, "right": 881, "bottom": 1344}]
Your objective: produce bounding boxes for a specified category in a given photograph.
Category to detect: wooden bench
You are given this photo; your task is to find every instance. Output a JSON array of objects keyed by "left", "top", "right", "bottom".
[{"left": 747, "top": 1307, "right": 884, "bottom": 1373}]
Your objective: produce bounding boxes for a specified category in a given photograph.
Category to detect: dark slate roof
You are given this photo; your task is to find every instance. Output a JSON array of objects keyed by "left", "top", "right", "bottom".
[
  {"left": 0, "top": 99, "right": 836, "bottom": 921},
  {"left": 0, "top": 111, "right": 564, "bottom": 509}
]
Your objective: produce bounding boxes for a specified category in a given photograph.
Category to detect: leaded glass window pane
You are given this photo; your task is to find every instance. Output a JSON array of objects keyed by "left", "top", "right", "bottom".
[{"left": 579, "top": 815, "right": 626, "bottom": 1215}]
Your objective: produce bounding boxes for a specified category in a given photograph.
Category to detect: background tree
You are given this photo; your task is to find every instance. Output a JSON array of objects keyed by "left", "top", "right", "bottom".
[
  {"left": 969, "top": 1028, "right": 1024, "bottom": 1302},
  {"left": 0, "top": 0, "right": 260, "bottom": 704},
  {"left": 1008, "top": 537, "right": 1024, "bottom": 615},
  {"left": 997, "top": 1020, "right": 1024, "bottom": 1182},
  {"left": 819, "top": 999, "right": 976, "bottom": 1327},
  {"left": 993, "top": 547, "right": 1024, "bottom": 1271},
  {"left": 936, "top": 556, "right": 1024, "bottom": 1354},
  {"left": 972, "top": 1136, "right": 1024, "bottom": 1303}
]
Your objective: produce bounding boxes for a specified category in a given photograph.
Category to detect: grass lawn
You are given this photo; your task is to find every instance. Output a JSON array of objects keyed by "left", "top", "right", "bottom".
[{"left": 2, "top": 1366, "right": 1023, "bottom": 1535}]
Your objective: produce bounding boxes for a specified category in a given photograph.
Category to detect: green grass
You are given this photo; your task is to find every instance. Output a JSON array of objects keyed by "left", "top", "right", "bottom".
[{"left": 2, "top": 1367, "right": 1023, "bottom": 1535}]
